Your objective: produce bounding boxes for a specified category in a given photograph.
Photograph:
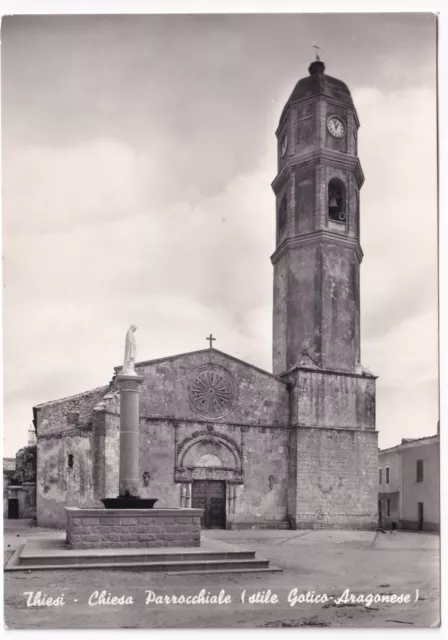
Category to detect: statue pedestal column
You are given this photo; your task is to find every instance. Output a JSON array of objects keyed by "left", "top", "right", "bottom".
[
  {"left": 117, "top": 373, "right": 144, "bottom": 497},
  {"left": 101, "top": 372, "right": 157, "bottom": 509}
]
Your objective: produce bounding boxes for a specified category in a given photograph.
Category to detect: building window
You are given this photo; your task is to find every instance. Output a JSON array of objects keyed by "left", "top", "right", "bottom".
[
  {"left": 385, "top": 467, "right": 390, "bottom": 484},
  {"left": 67, "top": 454, "right": 74, "bottom": 469},
  {"left": 67, "top": 411, "right": 80, "bottom": 425},
  {"left": 387, "top": 498, "right": 391, "bottom": 517},
  {"left": 328, "top": 178, "right": 346, "bottom": 223},
  {"left": 417, "top": 459, "right": 424, "bottom": 482},
  {"left": 379, "top": 468, "right": 382, "bottom": 484}
]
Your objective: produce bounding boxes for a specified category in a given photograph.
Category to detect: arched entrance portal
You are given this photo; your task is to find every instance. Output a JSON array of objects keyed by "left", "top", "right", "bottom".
[{"left": 175, "top": 431, "right": 244, "bottom": 529}]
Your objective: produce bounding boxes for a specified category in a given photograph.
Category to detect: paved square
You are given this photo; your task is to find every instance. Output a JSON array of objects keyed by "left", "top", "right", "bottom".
[{"left": 3, "top": 523, "right": 440, "bottom": 628}]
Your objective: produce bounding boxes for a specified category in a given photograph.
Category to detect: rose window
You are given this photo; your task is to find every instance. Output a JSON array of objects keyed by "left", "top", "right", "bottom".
[{"left": 186, "top": 365, "right": 237, "bottom": 419}]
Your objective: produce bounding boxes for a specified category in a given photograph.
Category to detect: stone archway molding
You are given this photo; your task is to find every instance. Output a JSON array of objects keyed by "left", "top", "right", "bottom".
[
  {"left": 176, "top": 430, "right": 242, "bottom": 469},
  {"left": 175, "top": 430, "right": 244, "bottom": 484}
]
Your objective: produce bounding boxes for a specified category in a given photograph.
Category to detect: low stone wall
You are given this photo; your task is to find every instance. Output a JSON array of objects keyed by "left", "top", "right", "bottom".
[{"left": 66, "top": 507, "right": 203, "bottom": 549}]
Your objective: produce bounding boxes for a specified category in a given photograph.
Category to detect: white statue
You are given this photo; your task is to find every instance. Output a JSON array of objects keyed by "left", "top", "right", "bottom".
[{"left": 122, "top": 324, "right": 138, "bottom": 375}]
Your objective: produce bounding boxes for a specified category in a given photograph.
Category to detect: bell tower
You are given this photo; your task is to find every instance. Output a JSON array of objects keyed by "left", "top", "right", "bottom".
[
  {"left": 272, "top": 58, "right": 363, "bottom": 376},
  {"left": 274, "top": 58, "right": 378, "bottom": 530}
]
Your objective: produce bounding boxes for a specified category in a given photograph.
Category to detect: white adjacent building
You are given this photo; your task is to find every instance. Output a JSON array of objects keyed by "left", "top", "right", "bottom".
[{"left": 378, "top": 432, "right": 439, "bottom": 532}]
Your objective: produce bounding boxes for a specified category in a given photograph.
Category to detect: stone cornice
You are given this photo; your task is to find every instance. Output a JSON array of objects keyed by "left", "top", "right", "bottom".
[
  {"left": 140, "top": 416, "right": 289, "bottom": 429},
  {"left": 292, "top": 424, "right": 377, "bottom": 433},
  {"left": 271, "top": 230, "right": 364, "bottom": 265},
  {"left": 281, "top": 364, "right": 377, "bottom": 380},
  {"left": 272, "top": 148, "right": 364, "bottom": 195}
]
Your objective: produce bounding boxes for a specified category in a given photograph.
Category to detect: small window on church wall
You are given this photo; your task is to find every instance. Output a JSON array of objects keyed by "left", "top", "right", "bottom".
[
  {"left": 67, "top": 411, "right": 79, "bottom": 425},
  {"left": 328, "top": 178, "right": 346, "bottom": 223},
  {"left": 278, "top": 195, "right": 288, "bottom": 236},
  {"left": 67, "top": 454, "right": 74, "bottom": 468}
]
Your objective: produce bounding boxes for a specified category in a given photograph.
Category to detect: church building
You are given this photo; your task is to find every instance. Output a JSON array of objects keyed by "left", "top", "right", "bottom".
[{"left": 34, "top": 58, "right": 378, "bottom": 530}]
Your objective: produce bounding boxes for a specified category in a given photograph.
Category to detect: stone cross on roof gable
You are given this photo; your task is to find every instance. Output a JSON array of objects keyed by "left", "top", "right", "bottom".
[{"left": 206, "top": 333, "right": 216, "bottom": 348}]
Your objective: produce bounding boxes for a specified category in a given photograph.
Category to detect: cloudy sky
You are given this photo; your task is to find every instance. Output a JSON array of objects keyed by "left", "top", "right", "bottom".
[{"left": 2, "top": 13, "right": 437, "bottom": 455}]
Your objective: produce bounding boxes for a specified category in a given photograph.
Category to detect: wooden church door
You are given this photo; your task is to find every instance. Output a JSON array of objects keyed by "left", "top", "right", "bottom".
[{"left": 192, "top": 480, "right": 226, "bottom": 529}]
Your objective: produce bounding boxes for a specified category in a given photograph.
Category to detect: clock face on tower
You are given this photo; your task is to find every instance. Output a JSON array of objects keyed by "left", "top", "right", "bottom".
[
  {"left": 280, "top": 133, "right": 288, "bottom": 157},
  {"left": 327, "top": 116, "right": 346, "bottom": 138}
]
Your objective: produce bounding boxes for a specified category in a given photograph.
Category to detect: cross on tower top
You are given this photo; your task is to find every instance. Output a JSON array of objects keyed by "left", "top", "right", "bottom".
[
  {"left": 206, "top": 333, "right": 216, "bottom": 349},
  {"left": 313, "top": 42, "right": 321, "bottom": 60}
]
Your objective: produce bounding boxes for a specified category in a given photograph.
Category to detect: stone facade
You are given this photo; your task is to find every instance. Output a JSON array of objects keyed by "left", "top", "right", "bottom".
[
  {"left": 34, "top": 346, "right": 377, "bottom": 530},
  {"left": 66, "top": 507, "right": 202, "bottom": 549},
  {"left": 35, "top": 349, "right": 292, "bottom": 529},
  {"left": 33, "top": 59, "right": 378, "bottom": 532}
]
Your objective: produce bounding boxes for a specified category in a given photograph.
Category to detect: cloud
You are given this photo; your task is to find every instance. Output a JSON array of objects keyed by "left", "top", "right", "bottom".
[
  {"left": 2, "top": 135, "right": 276, "bottom": 452},
  {"left": 2, "top": 15, "right": 438, "bottom": 455},
  {"left": 3, "top": 138, "right": 159, "bottom": 234},
  {"left": 357, "top": 85, "right": 437, "bottom": 338}
]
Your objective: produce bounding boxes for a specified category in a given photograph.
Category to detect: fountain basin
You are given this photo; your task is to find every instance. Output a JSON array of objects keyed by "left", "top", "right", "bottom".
[
  {"left": 66, "top": 507, "right": 203, "bottom": 549},
  {"left": 101, "top": 497, "right": 158, "bottom": 509}
]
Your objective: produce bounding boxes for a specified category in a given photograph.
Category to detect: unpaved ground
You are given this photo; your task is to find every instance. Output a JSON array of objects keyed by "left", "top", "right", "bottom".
[{"left": 3, "top": 523, "right": 440, "bottom": 629}]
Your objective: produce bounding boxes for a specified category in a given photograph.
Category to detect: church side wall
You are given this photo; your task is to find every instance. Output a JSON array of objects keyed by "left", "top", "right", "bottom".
[
  {"left": 35, "top": 387, "right": 108, "bottom": 528},
  {"left": 37, "top": 433, "right": 95, "bottom": 528},
  {"left": 291, "top": 427, "right": 378, "bottom": 529}
]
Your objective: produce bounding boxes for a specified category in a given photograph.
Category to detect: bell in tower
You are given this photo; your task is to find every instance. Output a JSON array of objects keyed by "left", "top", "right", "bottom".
[{"left": 328, "top": 181, "right": 346, "bottom": 222}]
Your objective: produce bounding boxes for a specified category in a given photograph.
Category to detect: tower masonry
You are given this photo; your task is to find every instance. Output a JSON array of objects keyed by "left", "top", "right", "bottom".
[{"left": 272, "top": 59, "right": 378, "bottom": 529}]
